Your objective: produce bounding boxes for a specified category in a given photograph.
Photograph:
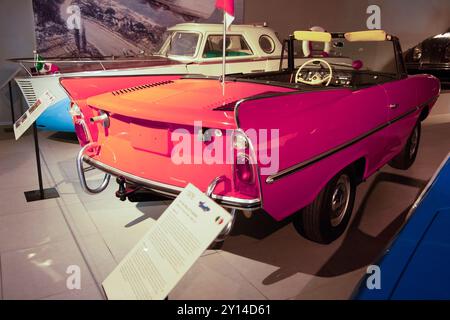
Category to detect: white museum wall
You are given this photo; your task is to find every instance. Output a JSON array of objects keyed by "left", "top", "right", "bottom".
[
  {"left": 244, "top": 0, "right": 450, "bottom": 52},
  {"left": 0, "top": 0, "right": 35, "bottom": 125},
  {"left": 245, "top": 0, "right": 450, "bottom": 115}
]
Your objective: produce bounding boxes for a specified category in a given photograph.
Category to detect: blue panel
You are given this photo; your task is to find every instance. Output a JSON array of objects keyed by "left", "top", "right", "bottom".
[
  {"left": 391, "top": 210, "right": 450, "bottom": 300},
  {"left": 357, "top": 239, "right": 418, "bottom": 300},
  {"left": 357, "top": 157, "right": 450, "bottom": 299},
  {"left": 36, "top": 97, "right": 75, "bottom": 132}
]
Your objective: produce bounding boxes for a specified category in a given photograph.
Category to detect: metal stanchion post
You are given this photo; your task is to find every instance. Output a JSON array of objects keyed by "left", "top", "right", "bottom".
[{"left": 24, "top": 123, "right": 60, "bottom": 202}]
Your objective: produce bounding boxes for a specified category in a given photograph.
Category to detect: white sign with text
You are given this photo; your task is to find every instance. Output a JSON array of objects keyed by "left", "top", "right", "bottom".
[
  {"left": 14, "top": 90, "right": 56, "bottom": 140},
  {"left": 102, "top": 184, "right": 231, "bottom": 300}
]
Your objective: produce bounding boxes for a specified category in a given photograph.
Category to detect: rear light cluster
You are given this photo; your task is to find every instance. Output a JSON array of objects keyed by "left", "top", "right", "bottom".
[{"left": 232, "top": 130, "right": 260, "bottom": 199}]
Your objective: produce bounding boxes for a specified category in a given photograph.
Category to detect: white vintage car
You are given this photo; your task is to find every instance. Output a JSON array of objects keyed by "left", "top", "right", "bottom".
[
  {"left": 12, "top": 23, "right": 284, "bottom": 132},
  {"left": 160, "top": 23, "right": 284, "bottom": 74}
]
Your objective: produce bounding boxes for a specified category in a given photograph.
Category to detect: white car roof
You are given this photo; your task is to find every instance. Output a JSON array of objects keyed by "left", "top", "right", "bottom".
[
  {"left": 168, "top": 23, "right": 273, "bottom": 34},
  {"left": 163, "top": 23, "right": 282, "bottom": 59}
]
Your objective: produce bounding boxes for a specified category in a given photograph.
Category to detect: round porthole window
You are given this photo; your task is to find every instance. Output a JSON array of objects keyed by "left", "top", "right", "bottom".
[{"left": 259, "top": 35, "right": 275, "bottom": 54}]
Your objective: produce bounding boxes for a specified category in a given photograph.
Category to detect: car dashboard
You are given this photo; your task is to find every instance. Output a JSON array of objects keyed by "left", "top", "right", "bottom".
[
  {"left": 296, "top": 68, "right": 394, "bottom": 88},
  {"left": 296, "top": 68, "right": 354, "bottom": 87}
]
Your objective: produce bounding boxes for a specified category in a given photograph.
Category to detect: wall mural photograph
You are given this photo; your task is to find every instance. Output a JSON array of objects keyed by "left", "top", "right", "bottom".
[{"left": 33, "top": 0, "right": 244, "bottom": 57}]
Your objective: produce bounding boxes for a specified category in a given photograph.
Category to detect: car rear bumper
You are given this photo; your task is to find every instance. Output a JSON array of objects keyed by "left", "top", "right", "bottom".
[{"left": 81, "top": 154, "right": 262, "bottom": 211}]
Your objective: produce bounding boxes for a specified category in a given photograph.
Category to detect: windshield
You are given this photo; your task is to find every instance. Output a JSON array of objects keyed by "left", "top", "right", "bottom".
[
  {"left": 157, "top": 31, "right": 200, "bottom": 58},
  {"left": 294, "top": 38, "right": 397, "bottom": 74}
]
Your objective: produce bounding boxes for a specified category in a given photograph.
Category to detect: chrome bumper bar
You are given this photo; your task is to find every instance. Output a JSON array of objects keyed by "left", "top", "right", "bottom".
[
  {"left": 76, "top": 144, "right": 111, "bottom": 195},
  {"left": 76, "top": 145, "right": 261, "bottom": 211}
]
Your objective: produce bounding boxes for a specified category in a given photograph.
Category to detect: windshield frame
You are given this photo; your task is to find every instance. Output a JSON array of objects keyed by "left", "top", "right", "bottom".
[
  {"left": 157, "top": 30, "right": 203, "bottom": 60},
  {"left": 282, "top": 33, "right": 406, "bottom": 80}
]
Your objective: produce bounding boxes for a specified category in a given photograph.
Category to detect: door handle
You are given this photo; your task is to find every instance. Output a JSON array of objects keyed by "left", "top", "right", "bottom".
[{"left": 389, "top": 103, "right": 399, "bottom": 109}]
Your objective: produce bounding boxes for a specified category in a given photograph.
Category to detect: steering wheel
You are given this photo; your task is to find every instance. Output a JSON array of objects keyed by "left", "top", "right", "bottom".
[{"left": 295, "top": 58, "right": 333, "bottom": 86}]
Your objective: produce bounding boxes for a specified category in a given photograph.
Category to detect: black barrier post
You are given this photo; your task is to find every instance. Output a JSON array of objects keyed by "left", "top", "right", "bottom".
[
  {"left": 24, "top": 123, "right": 60, "bottom": 202},
  {"left": 8, "top": 81, "right": 15, "bottom": 124},
  {"left": 33, "top": 123, "right": 43, "bottom": 197}
]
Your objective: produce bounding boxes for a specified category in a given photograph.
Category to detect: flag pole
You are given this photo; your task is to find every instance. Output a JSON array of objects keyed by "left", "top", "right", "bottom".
[{"left": 221, "top": 11, "right": 226, "bottom": 96}]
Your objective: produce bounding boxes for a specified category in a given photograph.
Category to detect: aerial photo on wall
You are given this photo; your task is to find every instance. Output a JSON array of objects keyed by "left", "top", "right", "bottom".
[{"left": 33, "top": 0, "right": 244, "bottom": 57}]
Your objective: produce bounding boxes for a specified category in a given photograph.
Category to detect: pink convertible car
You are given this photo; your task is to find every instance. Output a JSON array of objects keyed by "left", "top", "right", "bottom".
[{"left": 61, "top": 30, "right": 440, "bottom": 244}]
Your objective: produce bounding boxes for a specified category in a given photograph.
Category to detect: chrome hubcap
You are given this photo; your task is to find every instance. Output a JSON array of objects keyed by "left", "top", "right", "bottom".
[
  {"left": 330, "top": 175, "right": 351, "bottom": 227},
  {"left": 409, "top": 126, "right": 419, "bottom": 158}
]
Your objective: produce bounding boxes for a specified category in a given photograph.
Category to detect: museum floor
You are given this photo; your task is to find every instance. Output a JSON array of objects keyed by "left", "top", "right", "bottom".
[{"left": 0, "top": 91, "right": 449, "bottom": 300}]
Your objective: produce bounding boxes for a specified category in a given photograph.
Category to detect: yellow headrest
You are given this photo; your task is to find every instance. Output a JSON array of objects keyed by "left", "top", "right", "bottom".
[
  {"left": 344, "top": 30, "right": 388, "bottom": 42},
  {"left": 294, "top": 31, "right": 332, "bottom": 43}
]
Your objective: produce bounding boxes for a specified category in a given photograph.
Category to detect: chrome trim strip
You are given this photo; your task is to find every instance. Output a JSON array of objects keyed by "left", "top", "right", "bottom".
[
  {"left": 266, "top": 95, "right": 439, "bottom": 184},
  {"left": 231, "top": 129, "right": 265, "bottom": 209},
  {"left": 206, "top": 176, "right": 225, "bottom": 198},
  {"left": 266, "top": 122, "right": 388, "bottom": 184},
  {"left": 82, "top": 156, "right": 261, "bottom": 210}
]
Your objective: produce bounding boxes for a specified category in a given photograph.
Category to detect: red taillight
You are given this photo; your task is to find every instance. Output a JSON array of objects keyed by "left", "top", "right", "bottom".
[
  {"left": 235, "top": 154, "right": 255, "bottom": 184},
  {"left": 232, "top": 130, "right": 260, "bottom": 199}
]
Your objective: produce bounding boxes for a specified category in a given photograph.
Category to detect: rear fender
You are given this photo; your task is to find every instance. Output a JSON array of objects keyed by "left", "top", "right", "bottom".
[{"left": 236, "top": 87, "right": 386, "bottom": 221}]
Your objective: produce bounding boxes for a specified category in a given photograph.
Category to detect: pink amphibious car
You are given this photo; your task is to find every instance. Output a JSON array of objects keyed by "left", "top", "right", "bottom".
[{"left": 61, "top": 30, "right": 440, "bottom": 244}]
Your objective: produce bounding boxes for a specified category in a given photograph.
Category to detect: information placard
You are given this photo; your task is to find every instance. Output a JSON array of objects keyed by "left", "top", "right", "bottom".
[
  {"left": 102, "top": 184, "right": 232, "bottom": 300},
  {"left": 14, "top": 90, "right": 56, "bottom": 140}
]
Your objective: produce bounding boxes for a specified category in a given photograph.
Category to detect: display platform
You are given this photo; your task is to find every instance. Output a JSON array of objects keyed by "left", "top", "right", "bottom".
[{"left": 0, "top": 91, "right": 449, "bottom": 300}]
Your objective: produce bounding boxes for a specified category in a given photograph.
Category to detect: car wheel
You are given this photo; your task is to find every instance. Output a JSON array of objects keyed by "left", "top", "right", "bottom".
[
  {"left": 389, "top": 121, "right": 421, "bottom": 170},
  {"left": 293, "top": 169, "right": 356, "bottom": 244}
]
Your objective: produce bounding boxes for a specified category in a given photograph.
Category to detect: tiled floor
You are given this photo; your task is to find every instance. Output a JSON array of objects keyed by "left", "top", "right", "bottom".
[{"left": 0, "top": 91, "right": 449, "bottom": 300}]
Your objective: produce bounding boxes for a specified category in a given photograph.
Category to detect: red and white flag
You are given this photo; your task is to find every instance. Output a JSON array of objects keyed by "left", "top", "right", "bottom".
[{"left": 216, "top": 0, "right": 235, "bottom": 30}]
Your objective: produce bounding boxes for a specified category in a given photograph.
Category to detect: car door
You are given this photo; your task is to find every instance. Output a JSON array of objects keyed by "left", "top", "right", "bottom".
[
  {"left": 380, "top": 40, "right": 421, "bottom": 162},
  {"left": 380, "top": 77, "right": 419, "bottom": 163}
]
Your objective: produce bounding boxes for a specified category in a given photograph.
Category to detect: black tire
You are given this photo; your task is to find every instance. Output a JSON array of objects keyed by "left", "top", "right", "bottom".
[
  {"left": 293, "top": 169, "right": 356, "bottom": 244},
  {"left": 389, "top": 121, "right": 421, "bottom": 170}
]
